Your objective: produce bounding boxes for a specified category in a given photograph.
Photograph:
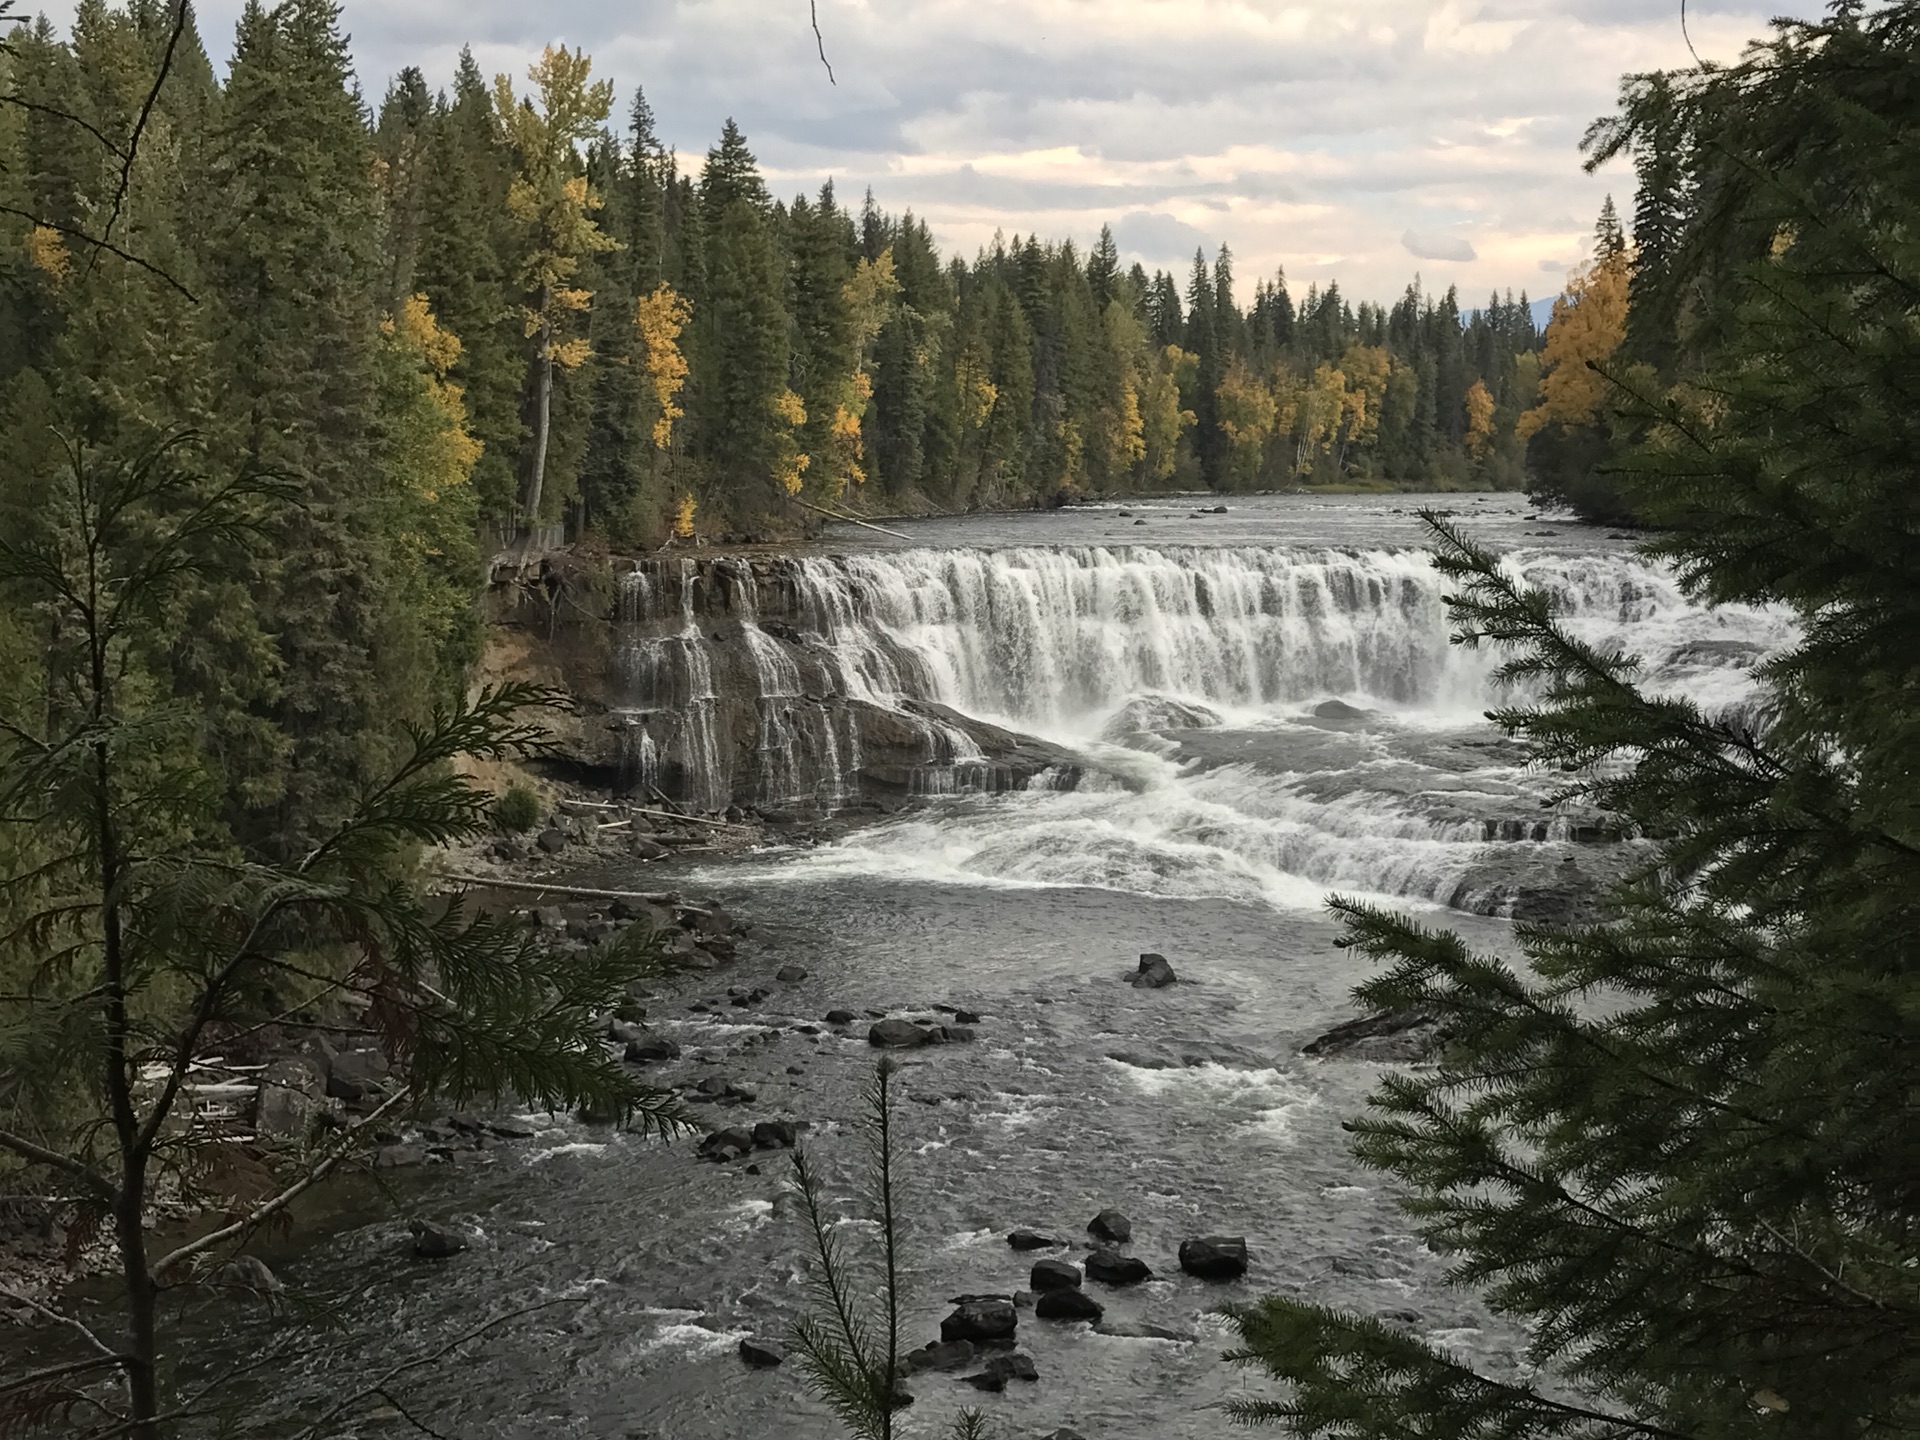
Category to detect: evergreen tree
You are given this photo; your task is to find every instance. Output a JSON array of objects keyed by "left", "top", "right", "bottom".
[{"left": 1228, "top": 8, "right": 1920, "bottom": 1434}]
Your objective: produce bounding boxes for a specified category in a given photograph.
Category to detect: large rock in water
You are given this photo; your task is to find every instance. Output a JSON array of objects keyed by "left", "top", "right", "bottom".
[
  {"left": 1178, "top": 1236, "right": 1249, "bottom": 1280},
  {"left": 1029, "top": 1258, "right": 1082, "bottom": 1292},
  {"left": 1035, "top": 1288, "right": 1104, "bottom": 1323},
  {"left": 869, "top": 1019, "right": 935, "bottom": 1049},
  {"left": 1087, "top": 1208, "right": 1132, "bottom": 1245},
  {"left": 1302, "top": 1008, "right": 1446, "bottom": 1062},
  {"left": 940, "top": 1298, "right": 1017, "bottom": 1345},
  {"left": 1008, "top": 1229, "right": 1062, "bottom": 1251},
  {"left": 1084, "top": 1249, "right": 1153, "bottom": 1286},
  {"left": 1131, "top": 953, "right": 1177, "bottom": 989}
]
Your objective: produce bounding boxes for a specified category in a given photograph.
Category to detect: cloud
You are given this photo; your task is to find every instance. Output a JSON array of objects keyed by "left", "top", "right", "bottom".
[
  {"left": 43, "top": 0, "right": 1788, "bottom": 303},
  {"left": 1402, "top": 228, "right": 1478, "bottom": 263}
]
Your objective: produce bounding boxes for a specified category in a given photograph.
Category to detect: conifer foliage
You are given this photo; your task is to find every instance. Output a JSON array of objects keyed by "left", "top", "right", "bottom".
[{"left": 1228, "top": 6, "right": 1920, "bottom": 1434}]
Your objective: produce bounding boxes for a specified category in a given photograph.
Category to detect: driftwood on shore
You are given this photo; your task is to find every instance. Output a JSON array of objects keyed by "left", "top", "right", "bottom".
[
  {"left": 793, "top": 497, "right": 913, "bottom": 541},
  {"left": 433, "top": 872, "right": 706, "bottom": 912}
]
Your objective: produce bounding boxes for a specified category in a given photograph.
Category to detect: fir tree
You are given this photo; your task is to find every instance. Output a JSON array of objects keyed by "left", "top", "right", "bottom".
[{"left": 1228, "top": 7, "right": 1920, "bottom": 1434}]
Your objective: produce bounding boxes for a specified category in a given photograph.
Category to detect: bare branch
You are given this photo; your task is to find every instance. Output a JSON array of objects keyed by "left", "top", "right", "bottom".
[
  {"left": 0, "top": 204, "right": 196, "bottom": 302},
  {"left": 0, "top": 1281, "right": 123, "bottom": 1364},
  {"left": 810, "top": 0, "right": 836, "bottom": 84},
  {"left": 0, "top": 1126, "right": 116, "bottom": 1201},
  {"left": 84, "top": 0, "right": 191, "bottom": 280},
  {"left": 149, "top": 1087, "right": 411, "bottom": 1278}
]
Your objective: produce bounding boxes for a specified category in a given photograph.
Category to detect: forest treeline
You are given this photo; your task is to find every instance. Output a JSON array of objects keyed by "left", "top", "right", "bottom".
[{"left": 2, "top": 0, "right": 1560, "bottom": 566}]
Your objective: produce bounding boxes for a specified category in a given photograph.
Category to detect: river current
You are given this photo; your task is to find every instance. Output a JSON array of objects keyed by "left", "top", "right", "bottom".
[{"left": 165, "top": 496, "right": 1795, "bottom": 1436}]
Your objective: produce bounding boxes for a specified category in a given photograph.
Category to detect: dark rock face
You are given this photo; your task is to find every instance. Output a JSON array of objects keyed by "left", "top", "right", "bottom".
[
  {"left": 1313, "top": 699, "right": 1369, "bottom": 721},
  {"left": 825, "top": 1009, "right": 858, "bottom": 1025},
  {"left": 1178, "top": 1236, "right": 1249, "bottom": 1280},
  {"left": 1008, "top": 1229, "right": 1062, "bottom": 1251},
  {"left": 869, "top": 1019, "right": 935, "bottom": 1048},
  {"left": 1302, "top": 1007, "right": 1446, "bottom": 1062},
  {"left": 1084, "top": 1249, "right": 1152, "bottom": 1286},
  {"left": 1131, "top": 954, "right": 1177, "bottom": 989},
  {"left": 940, "top": 1298, "right": 1017, "bottom": 1345},
  {"left": 1034, "top": 1289, "right": 1104, "bottom": 1323},
  {"left": 1029, "top": 1258, "right": 1081, "bottom": 1292},
  {"left": 738, "top": 1337, "right": 785, "bottom": 1369},
  {"left": 1087, "top": 1209, "right": 1132, "bottom": 1245},
  {"left": 775, "top": 964, "right": 808, "bottom": 983},
  {"left": 492, "top": 554, "right": 1092, "bottom": 809}
]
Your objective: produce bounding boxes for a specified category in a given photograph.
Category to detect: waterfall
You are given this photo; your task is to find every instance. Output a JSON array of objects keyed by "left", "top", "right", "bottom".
[{"left": 609, "top": 544, "right": 1792, "bottom": 811}]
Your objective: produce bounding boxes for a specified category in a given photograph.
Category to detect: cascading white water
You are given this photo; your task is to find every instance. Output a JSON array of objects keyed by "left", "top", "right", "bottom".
[
  {"left": 702, "top": 540, "right": 1794, "bottom": 914},
  {"left": 784, "top": 544, "right": 1787, "bottom": 733}
]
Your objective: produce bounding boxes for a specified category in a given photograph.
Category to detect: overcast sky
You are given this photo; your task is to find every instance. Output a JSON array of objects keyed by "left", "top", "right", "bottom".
[{"left": 57, "top": 1, "right": 1801, "bottom": 305}]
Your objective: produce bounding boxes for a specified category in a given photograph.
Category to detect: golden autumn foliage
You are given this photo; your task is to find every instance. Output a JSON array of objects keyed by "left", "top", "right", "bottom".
[
  {"left": 23, "top": 225, "right": 70, "bottom": 287},
  {"left": 634, "top": 282, "right": 691, "bottom": 450},
  {"left": 1464, "top": 379, "right": 1497, "bottom": 459},
  {"left": 673, "top": 493, "right": 697, "bottom": 539},
  {"left": 379, "top": 294, "right": 482, "bottom": 501},
  {"left": 1517, "top": 250, "right": 1631, "bottom": 439},
  {"left": 1217, "top": 356, "right": 1278, "bottom": 485},
  {"left": 1338, "top": 345, "right": 1391, "bottom": 451},
  {"left": 495, "top": 48, "right": 616, "bottom": 368},
  {"left": 770, "top": 389, "right": 810, "bottom": 495}
]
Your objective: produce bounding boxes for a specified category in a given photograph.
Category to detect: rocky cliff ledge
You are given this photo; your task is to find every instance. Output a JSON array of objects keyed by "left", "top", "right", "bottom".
[{"left": 485, "top": 551, "right": 1086, "bottom": 811}]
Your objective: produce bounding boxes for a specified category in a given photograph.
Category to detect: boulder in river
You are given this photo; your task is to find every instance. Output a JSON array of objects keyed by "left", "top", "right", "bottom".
[
  {"left": 697, "top": 1127, "right": 755, "bottom": 1163},
  {"left": 738, "top": 1337, "right": 785, "bottom": 1369},
  {"left": 1312, "top": 698, "right": 1369, "bottom": 721},
  {"left": 1301, "top": 1007, "right": 1445, "bottom": 1062},
  {"left": 1008, "top": 1229, "right": 1062, "bottom": 1251},
  {"left": 964, "top": 1352, "right": 1039, "bottom": 1391},
  {"left": 752, "top": 1120, "right": 798, "bottom": 1150},
  {"left": 903, "top": 1339, "right": 975, "bottom": 1374},
  {"left": 1029, "top": 1258, "right": 1081, "bottom": 1292},
  {"left": 1178, "top": 1236, "right": 1249, "bottom": 1280},
  {"left": 825, "top": 1009, "right": 858, "bottom": 1025},
  {"left": 1130, "top": 954, "right": 1177, "bottom": 989},
  {"left": 869, "top": 1019, "right": 935, "bottom": 1048},
  {"left": 1084, "top": 1249, "right": 1152, "bottom": 1286},
  {"left": 408, "top": 1220, "right": 468, "bottom": 1259},
  {"left": 1087, "top": 1208, "right": 1132, "bottom": 1245},
  {"left": 1034, "top": 1288, "right": 1104, "bottom": 1323},
  {"left": 940, "top": 1297, "right": 1017, "bottom": 1345},
  {"left": 776, "top": 964, "right": 808, "bottom": 983},
  {"left": 624, "top": 1036, "right": 682, "bottom": 1064}
]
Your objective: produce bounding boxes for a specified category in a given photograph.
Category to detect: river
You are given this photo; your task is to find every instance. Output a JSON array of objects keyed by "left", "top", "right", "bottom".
[{"left": 128, "top": 495, "right": 1800, "bottom": 1436}]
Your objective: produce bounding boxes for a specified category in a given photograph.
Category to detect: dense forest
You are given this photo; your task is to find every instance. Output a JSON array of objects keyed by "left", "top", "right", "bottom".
[{"left": 0, "top": 0, "right": 1561, "bottom": 567}]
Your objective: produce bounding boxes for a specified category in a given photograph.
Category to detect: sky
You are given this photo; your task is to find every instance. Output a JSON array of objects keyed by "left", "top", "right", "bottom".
[{"left": 52, "top": 0, "right": 1804, "bottom": 306}]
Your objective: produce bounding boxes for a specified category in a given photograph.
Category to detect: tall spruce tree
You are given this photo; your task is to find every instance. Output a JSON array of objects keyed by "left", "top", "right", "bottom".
[{"left": 1227, "top": 7, "right": 1920, "bottom": 1435}]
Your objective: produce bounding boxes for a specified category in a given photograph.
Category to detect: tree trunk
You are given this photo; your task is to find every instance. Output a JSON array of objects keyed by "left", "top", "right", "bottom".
[
  {"left": 118, "top": 1168, "right": 161, "bottom": 1439},
  {"left": 524, "top": 304, "right": 555, "bottom": 528}
]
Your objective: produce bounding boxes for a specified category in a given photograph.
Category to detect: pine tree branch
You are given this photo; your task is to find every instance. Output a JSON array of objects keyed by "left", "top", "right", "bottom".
[{"left": 810, "top": 0, "right": 837, "bottom": 84}]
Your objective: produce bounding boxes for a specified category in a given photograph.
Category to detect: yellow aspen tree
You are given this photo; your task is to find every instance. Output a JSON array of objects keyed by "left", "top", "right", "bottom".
[
  {"left": 494, "top": 46, "right": 616, "bottom": 522},
  {"left": 1517, "top": 250, "right": 1631, "bottom": 439},
  {"left": 817, "top": 250, "right": 900, "bottom": 496},
  {"left": 380, "top": 294, "right": 483, "bottom": 502},
  {"left": 1463, "top": 378, "right": 1497, "bottom": 459},
  {"left": 23, "top": 225, "right": 70, "bottom": 287},
  {"left": 634, "top": 282, "right": 692, "bottom": 450},
  {"left": 1216, "top": 356, "right": 1278, "bottom": 487},
  {"left": 771, "top": 388, "right": 810, "bottom": 496},
  {"left": 673, "top": 493, "right": 697, "bottom": 539}
]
